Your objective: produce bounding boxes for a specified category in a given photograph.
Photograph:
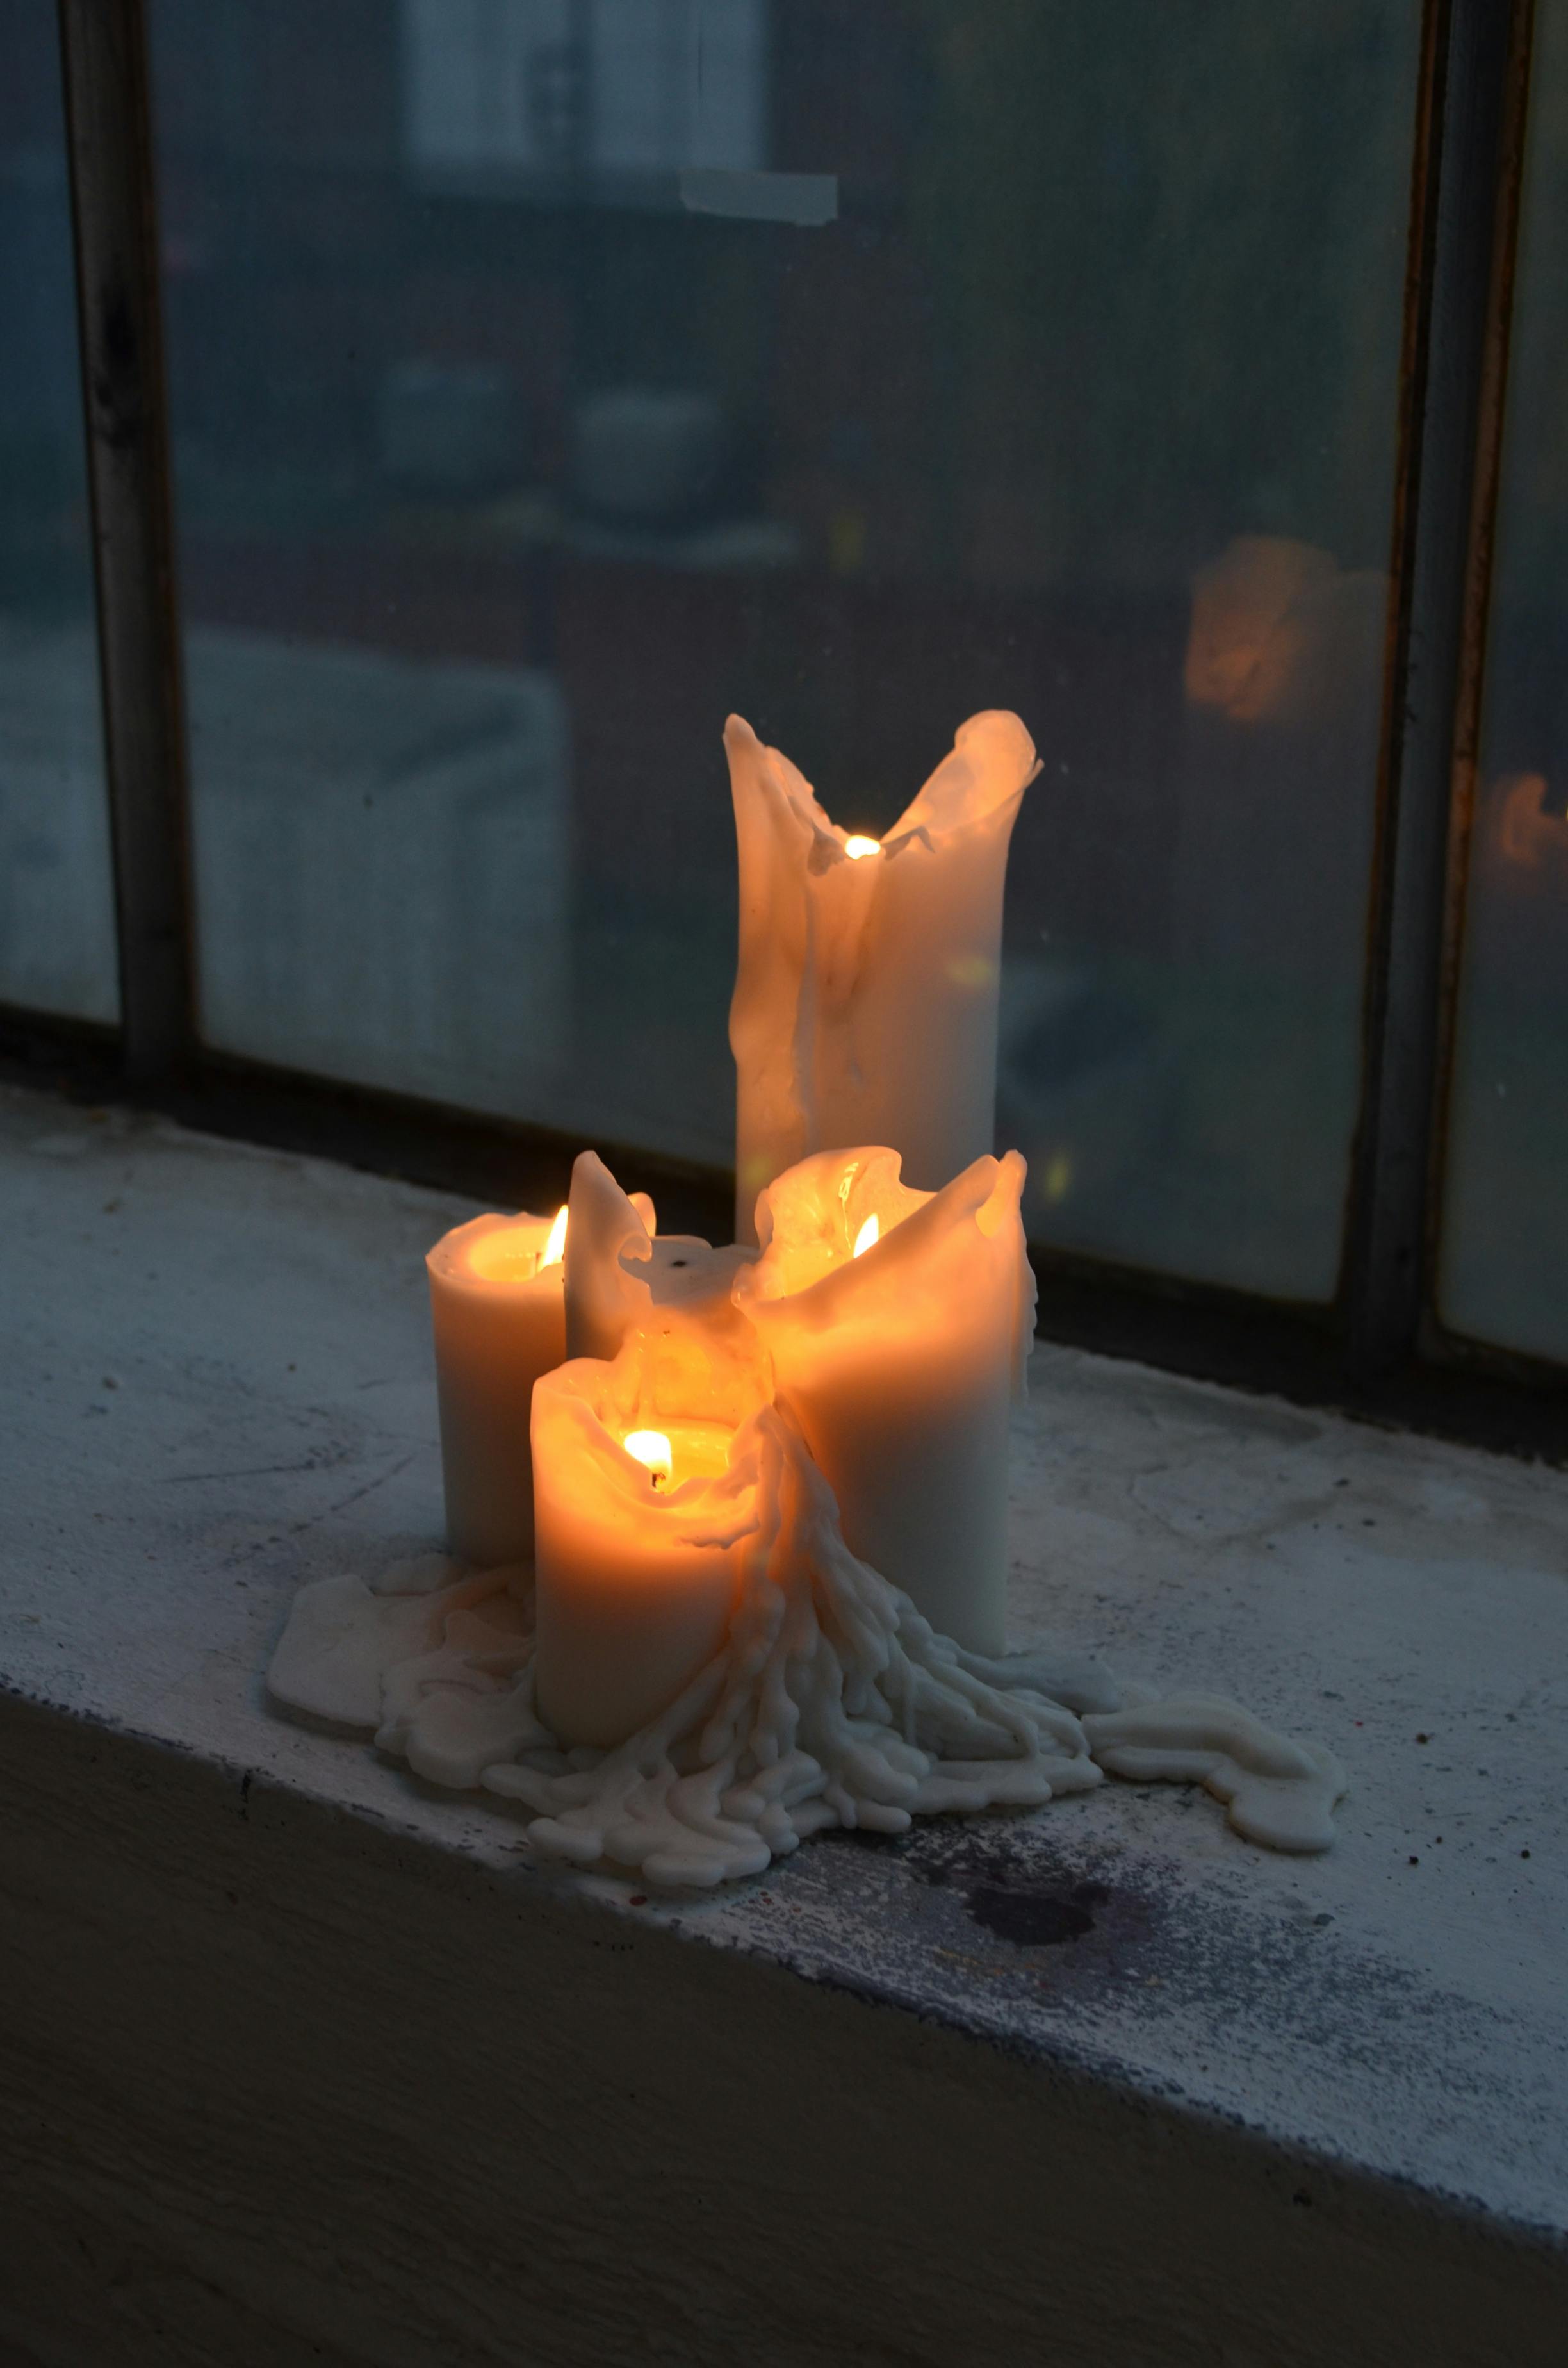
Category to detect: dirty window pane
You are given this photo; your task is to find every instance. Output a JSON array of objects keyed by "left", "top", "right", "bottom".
[
  {"left": 1439, "top": 0, "right": 1568, "bottom": 1362},
  {"left": 151, "top": 1, "right": 1416, "bottom": 1294},
  {"left": 0, "top": 0, "right": 118, "bottom": 1024}
]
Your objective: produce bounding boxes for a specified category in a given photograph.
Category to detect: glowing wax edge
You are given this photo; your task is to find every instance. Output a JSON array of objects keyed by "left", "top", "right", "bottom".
[{"left": 266, "top": 1408, "right": 1348, "bottom": 1891}]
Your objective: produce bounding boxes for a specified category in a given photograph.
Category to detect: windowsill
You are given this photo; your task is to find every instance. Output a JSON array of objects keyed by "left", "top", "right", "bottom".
[{"left": 3, "top": 1080, "right": 1565, "bottom": 2364}]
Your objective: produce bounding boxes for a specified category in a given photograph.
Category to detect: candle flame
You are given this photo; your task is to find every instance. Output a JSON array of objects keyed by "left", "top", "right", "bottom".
[
  {"left": 623, "top": 1429, "right": 673, "bottom": 1489},
  {"left": 852, "top": 1213, "right": 880, "bottom": 1258},
  {"left": 541, "top": 1204, "right": 568, "bottom": 1268},
  {"left": 843, "top": 834, "right": 881, "bottom": 860}
]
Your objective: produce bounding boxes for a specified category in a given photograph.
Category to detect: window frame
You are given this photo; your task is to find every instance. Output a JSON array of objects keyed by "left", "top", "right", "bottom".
[{"left": 7, "top": 0, "right": 1557, "bottom": 1459}]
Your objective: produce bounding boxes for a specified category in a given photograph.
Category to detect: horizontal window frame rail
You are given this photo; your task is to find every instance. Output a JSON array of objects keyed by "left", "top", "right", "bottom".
[
  {"left": 3, "top": 1004, "right": 1562, "bottom": 1468},
  {"left": 27, "top": 0, "right": 1561, "bottom": 1445}
]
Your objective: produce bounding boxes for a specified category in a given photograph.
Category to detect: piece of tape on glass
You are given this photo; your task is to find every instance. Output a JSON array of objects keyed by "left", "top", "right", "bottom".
[{"left": 679, "top": 169, "right": 838, "bottom": 226}]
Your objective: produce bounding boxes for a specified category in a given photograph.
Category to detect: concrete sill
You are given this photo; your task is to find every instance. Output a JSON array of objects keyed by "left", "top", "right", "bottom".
[{"left": 2, "top": 1081, "right": 1565, "bottom": 2368}]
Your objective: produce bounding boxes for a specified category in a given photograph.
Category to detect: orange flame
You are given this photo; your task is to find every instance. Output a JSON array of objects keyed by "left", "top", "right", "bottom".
[{"left": 623, "top": 1429, "right": 673, "bottom": 1489}]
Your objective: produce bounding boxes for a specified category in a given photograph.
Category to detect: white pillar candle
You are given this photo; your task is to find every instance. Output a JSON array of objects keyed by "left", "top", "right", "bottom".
[
  {"left": 726, "top": 709, "right": 1040, "bottom": 1239},
  {"left": 426, "top": 1205, "right": 567, "bottom": 1569},
  {"left": 530, "top": 1323, "right": 769, "bottom": 1748},
  {"left": 564, "top": 1147, "right": 755, "bottom": 1363},
  {"left": 733, "top": 1146, "right": 1035, "bottom": 1654}
]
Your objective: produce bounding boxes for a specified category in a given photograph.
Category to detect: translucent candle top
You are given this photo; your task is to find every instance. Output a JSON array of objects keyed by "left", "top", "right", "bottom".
[
  {"left": 430, "top": 1205, "right": 569, "bottom": 1292},
  {"left": 534, "top": 1320, "right": 774, "bottom": 1532},
  {"left": 735, "top": 1144, "right": 1035, "bottom": 1386}
]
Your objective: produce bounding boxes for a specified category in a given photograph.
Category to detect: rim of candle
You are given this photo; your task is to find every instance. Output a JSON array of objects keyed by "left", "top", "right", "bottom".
[
  {"left": 467, "top": 1212, "right": 565, "bottom": 1285},
  {"left": 427, "top": 1209, "right": 569, "bottom": 1293},
  {"left": 535, "top": 1345, "right": 772, "bottom": 1529},
  {"left": 724, "top": 709, "right": 1041, "bottom": 864},
  {"left": 739, "top": 1147, "right": 927, "bottom": 1303},
  {"left": 738, "top": 1147, "right": 1031, "bottom": 1324}
]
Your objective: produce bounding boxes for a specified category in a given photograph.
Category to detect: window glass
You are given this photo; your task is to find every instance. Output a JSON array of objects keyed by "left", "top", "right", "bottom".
[
  {"left": 152, "top": 1, "right": 1416, "bottom": 1292},
  {"left": 1440, "top": 0, "right": 1568, "bottom": 1361},
  {"left": 0, "top": 0, "right": 117, "bottom": 1023}
]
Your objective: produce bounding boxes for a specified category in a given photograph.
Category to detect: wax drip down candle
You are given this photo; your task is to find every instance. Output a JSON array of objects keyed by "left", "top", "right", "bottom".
[
  {"left": 562, "top": 1149, "right": 755, "bottom": 1365},
  {"left": 726, "top": 709, "right": 1041, "bottom": 1240},
  {"left": 530, "top": 1316, "right": 771, "bottom": 1748},
  {"left": 426, "top": 1203, "right": 569, "bottom": 1568},
  {"left": 733, "top": 1146, "right": 1035, "bottom": 1654}
]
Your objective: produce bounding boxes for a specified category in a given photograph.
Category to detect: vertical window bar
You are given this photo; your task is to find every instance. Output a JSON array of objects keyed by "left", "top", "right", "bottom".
[
  {"left": 1347, "top": 0, "right": 1528, "bottom": 1372},
  {"left": 57, "top": 0, "right": 194, "bottom": 1078},
  {"left": 1425, "top": 1, "right": 1538, "bottom": 1351}
]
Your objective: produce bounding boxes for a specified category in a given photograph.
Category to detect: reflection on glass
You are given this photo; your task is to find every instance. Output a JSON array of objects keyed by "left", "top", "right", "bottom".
[
  {"left": 152, "top": 1, "right": 1414, "bottom": 1291},
  {"left": 0, "top": 0, "right": 117, "bottom": 1022},
  {"left": 1440, "top": 0, "right": 1568, "bottom": 1361},
  {"left": 188, "top": 632, "right": 567, "bottom": 1111}
]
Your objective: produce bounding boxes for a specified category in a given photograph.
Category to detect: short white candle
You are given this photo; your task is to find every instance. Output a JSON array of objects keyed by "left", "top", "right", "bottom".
[
  {"left": 530, "top": 1327, "right": 767, "bottom": 1747},
  {"left": 726, "top": 709, "right": 1040, "bottom": 1238},
  {"left": 734, "top": 1146, "right": 1035, "bottom": 1654},
  {"left": 426, "top": 1205, "right": 566, "bottom": 1568}
]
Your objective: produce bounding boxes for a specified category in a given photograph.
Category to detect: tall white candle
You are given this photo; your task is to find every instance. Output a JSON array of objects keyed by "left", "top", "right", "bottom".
[
  {"left": 726, "top": 709, "right": 1040, "bottom": 1238},
  {"left": 426, "top": 1206, "right": 566, "bottom": 1569},
  {"left": 530, "top": 1323, "right": 768, "bottom": 1748},
  {"left": 564, "top": 1147, "right": 755, "bottom": 1363},
  {"left": 733, "top": 1146, "right": 1035, "bottom": 1654}
]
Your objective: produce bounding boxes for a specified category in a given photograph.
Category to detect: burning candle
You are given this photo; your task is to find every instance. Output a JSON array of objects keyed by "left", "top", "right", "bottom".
[
  {"left": 733, "top": 1146, "right": 1034, "bottom": 1654},
  {"left": 726, "top": 708, "right": 1040, "bottom": 1238},
  {"left": 426, "top": 1204, "right": 567, "bottom": 1568},
  {"left": 564, "top": 1147, "right": 756, "bottom": 1363},
  {"left": 530, "top": 1320, "right": 770, "bottom": 1748}
]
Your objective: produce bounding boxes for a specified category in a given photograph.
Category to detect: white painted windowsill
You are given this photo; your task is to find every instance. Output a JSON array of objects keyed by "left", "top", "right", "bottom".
[{"left": 2, "top": 1082, "right": 1565, "bottom": 2368}]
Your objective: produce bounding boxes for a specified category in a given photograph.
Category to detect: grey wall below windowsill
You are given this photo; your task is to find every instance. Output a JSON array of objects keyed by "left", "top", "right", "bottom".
[{"left": 1, "top": 1081, "right": 1564, "bottom": 2367}]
